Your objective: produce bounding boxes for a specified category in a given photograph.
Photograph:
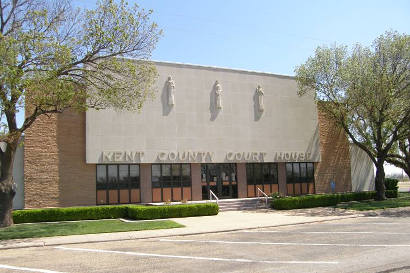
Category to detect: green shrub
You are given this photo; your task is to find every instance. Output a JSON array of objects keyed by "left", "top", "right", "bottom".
[
  {"left": 12, "top": 205, "right": 128, "bottom": 224},
  {"left": 385, "top": 190, "right": 398, "bottom": 198},
  {"left": 385, "top": 178, "right": 399, "bottom": 191},
  {"left": 127, "top": 203, "right": 219, "bottom": 220},
  {"left": 271, "top": 191, "right": 376, "bottom": 210},
  {"left": 12, "top": 203, "right": 219, "bottom": 224}
]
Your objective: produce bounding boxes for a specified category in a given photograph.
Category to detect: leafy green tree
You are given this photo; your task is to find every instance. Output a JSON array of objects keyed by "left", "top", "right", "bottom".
[
  {"left": 0, "top": 0, "right": 161, "bottom": 227},
  {"left": 295, "top": 31, "right": 410, "bottom": 200}
]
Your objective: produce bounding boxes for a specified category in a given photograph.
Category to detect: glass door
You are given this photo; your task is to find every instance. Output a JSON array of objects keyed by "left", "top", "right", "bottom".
[{"left": 201, "top": 164, "right": 237, "bottom": 199}]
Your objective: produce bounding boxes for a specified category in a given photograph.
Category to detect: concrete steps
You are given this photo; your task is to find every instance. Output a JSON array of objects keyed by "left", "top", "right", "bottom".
[{"left": 217, "top": 197, "right": 272, "bottom": 212}]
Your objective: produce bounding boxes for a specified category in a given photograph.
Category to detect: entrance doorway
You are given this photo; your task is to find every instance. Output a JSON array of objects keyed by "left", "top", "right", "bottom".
[{"left": 201, "top": 164, "right": 238, "bottom": 199}]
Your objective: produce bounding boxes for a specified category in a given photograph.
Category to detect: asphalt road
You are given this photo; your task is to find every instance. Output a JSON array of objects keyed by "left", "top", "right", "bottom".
[{"left": 1, "top": 215, "right": 410, "bottom": 273}]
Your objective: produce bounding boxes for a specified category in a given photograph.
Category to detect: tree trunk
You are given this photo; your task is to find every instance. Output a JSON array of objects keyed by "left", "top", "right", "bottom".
[
  {"left": 0, "top": 140, "right": 17, "bottom": 228},
  {"left": 374, "top": 159, "right": 386, "bottom": 201}
]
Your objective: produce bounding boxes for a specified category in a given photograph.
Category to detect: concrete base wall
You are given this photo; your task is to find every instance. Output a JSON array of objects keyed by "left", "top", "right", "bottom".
[
  {"left": 140, "top": 164, "right": 152, "bottom": 203},
  {"left": 191, "top": 163, "right": 202, "bottom": 201},
  {"left": 237, "top": 163, "right": 247, "bottom": 198}
]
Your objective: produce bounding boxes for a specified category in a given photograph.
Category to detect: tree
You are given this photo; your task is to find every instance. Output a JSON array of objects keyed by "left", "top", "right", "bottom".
[
  {"left": 295, "top": 31, "right": 410, "bottom": 201},
  {"left": 0, "top": 0, "right": 161, "bottom": 227},
  {"left": 387, "top": 135, "right": 409, "bottom": 179}
]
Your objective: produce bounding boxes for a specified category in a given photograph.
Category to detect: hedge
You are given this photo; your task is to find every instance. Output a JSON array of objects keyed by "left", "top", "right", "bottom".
[
  {"left": 385, "top": 178, "right": 399, "bottom": 191},
  {"left": 127, "top": 203, "right": 219, "bottom": 220},
  {"left": 271, "top": 191, "right": 376, "bottom": 210},
  {"left": 385, "top": 190, "right": 398, "bottom": 198},
  {"left": 12, "top": 203, "right": 219, "bottom": 224},
  {"left": 12, "top": 206, "right": 128, "bottom": 224}
]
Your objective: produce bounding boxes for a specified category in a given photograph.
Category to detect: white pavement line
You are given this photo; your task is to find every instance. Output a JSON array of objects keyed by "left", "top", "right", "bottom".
[
  {"left": 54, "top": 246, "right": 338, "bottom": 265},
  {"left": 158, "top": 239, "right": 410, "bottom": 248},
  {"left": 241, "top": 231, "right": 410, "bottom": 235},
  {"left": 324, "top": 222, "right": 410, "bottom": 225},
  {"left": 0, "top": 264, "right": 65, "bottom": 273}
]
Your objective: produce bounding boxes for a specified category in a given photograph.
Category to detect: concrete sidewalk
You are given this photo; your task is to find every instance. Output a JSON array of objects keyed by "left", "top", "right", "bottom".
[{"left": 0, "top": 208, "right": 367, "bottom": 250}]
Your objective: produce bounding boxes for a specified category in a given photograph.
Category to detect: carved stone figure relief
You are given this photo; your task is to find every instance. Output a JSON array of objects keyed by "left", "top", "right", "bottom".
[
  {"left": 256, "top": 85, "right": 264, "bottom": 112},
  {"left": 215, "top": 80, "right": 223, "bottom": 110},
  {"left": 167, "top": 76, "right": 175, "bottom": 106}
]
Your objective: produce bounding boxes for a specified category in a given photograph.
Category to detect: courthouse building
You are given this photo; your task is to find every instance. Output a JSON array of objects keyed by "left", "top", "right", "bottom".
[{"left": 10, "top": 61, "right": 374, "bottom": 209}]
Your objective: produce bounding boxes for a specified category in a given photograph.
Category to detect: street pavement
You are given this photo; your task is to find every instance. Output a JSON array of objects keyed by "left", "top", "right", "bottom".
[
  {"left": 1, "top": 208, "right": 410, "bottom": 273},
  {"left": 0, "top": 208, "right": 363, "bottom": 250}
]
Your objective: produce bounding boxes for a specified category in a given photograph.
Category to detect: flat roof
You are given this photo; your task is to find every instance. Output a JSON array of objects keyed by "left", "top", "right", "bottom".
[{"left": 121, "top": 57, "right": 295, "bottom": 80}]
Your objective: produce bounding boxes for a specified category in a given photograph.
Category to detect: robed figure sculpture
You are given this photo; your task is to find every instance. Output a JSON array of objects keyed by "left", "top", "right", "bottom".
[{"left": 167, "top": 76, "right": 175, "bottom": 106}]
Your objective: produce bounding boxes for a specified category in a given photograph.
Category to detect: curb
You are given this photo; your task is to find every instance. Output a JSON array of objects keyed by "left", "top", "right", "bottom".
[{"left": 0, "top": 214, "right": 365, "bottom": 250}]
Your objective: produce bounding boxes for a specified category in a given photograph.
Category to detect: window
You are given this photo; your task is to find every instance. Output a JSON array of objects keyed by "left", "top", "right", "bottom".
[
  {"left": 96, "top": 164, "right": 140, "bottom": 205},
  {"left": 151, "top": 164, "right": 191, "bottom": 202},
  {"left": 246, "top": 163, "right": 278, "bottom": 196},
  {"left": 286, "top": 162, "right": 315, "bottom": 195}
]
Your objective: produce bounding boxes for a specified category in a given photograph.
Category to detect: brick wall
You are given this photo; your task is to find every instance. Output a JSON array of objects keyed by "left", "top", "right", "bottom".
[
  {"left": 24, "top": 111, "right": 95, "bottom": 208},
  {"left": 57, "top": 111, "right": 95, "bottom": 206},
  {"left": 314, "top": 108, "right": 352, "bottom": 193},
  {"left": 24, "top": 114, "right": 60, "bottom": 208}
]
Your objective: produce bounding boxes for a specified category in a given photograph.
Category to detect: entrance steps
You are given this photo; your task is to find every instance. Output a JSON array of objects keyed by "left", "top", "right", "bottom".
[{"left": 217, "top": 197, "right": 272, "bottom": 212}]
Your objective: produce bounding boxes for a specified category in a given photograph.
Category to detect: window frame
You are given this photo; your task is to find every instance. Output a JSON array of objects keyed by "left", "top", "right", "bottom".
[
  {"left": 151, "top": 163, "right": 192, "bottom": 201},
  {"left": 96, "top": 164, "right": 140, "bottom": 205},
  {"left": 285, "top": 162, "right": 315, "bottom": 196},
  {"left": 246, "top": 163, "right": 278, "bottom": 197}
]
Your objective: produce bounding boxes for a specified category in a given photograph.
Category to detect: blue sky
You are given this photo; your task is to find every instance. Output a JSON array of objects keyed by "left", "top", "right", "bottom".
[
  {"left": 73, "top": 0, "right": 410, "bottom": 76},
  {"left": 21, "top": 1, "right": 410, "bottom": 174}
]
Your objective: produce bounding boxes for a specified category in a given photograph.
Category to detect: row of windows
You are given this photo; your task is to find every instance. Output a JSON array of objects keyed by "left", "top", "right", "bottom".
[
  {"left": 286, "top": 163, "right": 314, "bottom": 184},
  {"left": 96, "top": 163, "right": 315, "bottom": 200},
  {"left": 152, "top": 164, "right": 191, "bottom": 188},
  {"left": 246, "top": 163, "right": 278, "bottom": 185},
  {"left": 96, "top": 164, "right": 140, "bottom": 190}
]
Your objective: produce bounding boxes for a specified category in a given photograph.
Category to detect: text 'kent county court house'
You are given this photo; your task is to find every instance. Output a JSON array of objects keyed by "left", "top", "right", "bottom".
[{"left": 11, "top": 61, "right": 375, "bottom": 209}]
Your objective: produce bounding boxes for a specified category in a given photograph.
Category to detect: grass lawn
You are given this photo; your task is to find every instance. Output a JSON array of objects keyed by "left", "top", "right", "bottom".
[
  {"left": 0, "top": 219, "right": 184, "bottom": 240},
  {"left": 336, "top": 193, "right": 410, "bottom": 211}
]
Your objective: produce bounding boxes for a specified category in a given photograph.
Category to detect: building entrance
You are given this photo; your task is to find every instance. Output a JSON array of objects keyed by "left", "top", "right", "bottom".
[{"left": 201, "top": 164, "right": 238, "bottom": 199}]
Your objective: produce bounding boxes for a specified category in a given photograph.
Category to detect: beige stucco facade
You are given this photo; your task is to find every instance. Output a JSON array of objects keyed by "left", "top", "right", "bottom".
[{"left": 86, "top": 61, "right": 320, "bottom": 164}]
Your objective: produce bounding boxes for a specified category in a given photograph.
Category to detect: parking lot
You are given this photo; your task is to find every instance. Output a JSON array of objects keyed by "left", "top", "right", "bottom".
[{"left": 1, "top": 215, "right": 410, "bottom": 273}]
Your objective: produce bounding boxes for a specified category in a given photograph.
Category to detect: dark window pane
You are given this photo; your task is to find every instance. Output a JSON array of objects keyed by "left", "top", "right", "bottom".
[
  {"left": 307, "top": 163, "right": 314, "bottom": 181},
  {"left": 254, "top": 164, "right": 262, "bottom": 184},
  {"left": 300, "top": 163, "right": 307, "bottom": 182},
  {"left": 152, "top": 164, "right": 161, "bottom": 188},
  {"left": 201, "top": 165, "right": 207, "bottom": 182},
  {"left": 293, "top": 163, "right": 300, "bottom": 183},
  {"left": 162, "top": 164, "right": 172, "bottom": 187},
  {"left": 286, "top": 163, "right": 293, "bottom": 184},
  {"left": 208, "top": 165, "right": 218, "bottom": 182},
  {"left": 181, "top": 164, "right": 191, "bottom": 187},
  {"left": 108, "top": 165, "right": 118, "bottom": 189},
  {"left": 118, "top": 165, "right": 129, "bottom": 189},
  {"left": 172, "top": 164, "right": 181, "bottom": 187},
  {"left": 263, "top": 164, "right": 271, "bottom": 184},
  {"left": 271, "top": 164, "right": 278, "bottom": 184},
  {"left": 246, "top": 164, "right": 253, "bottom": 185},
  {"left": 130, "top": 165, "right": 139, "bottom": 188},
  {"left": 221, "top": 164, "right": 235, "bottom": 182},
  {"left": 96, "top": 165, "right": 106, "bottom": 190}
]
